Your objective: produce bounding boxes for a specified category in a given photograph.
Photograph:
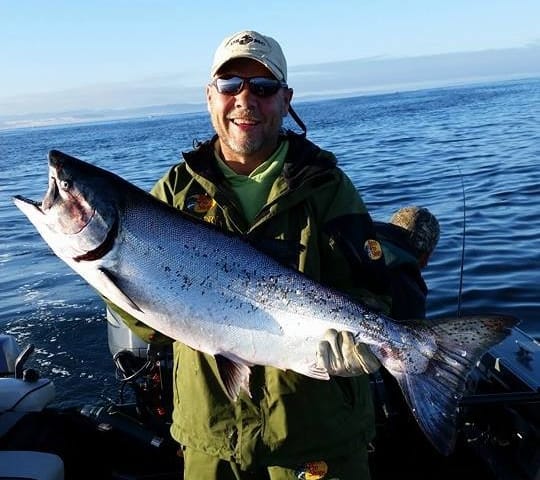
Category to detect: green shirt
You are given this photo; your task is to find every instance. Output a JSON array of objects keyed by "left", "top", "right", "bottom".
[{"left": 214, "top": 141, "right": 288, "bottom": 224}]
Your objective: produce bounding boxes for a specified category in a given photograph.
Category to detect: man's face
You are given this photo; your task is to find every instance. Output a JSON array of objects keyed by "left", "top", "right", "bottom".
[{"left": 206, "top": 58, "right": 292, "bottom": 166}]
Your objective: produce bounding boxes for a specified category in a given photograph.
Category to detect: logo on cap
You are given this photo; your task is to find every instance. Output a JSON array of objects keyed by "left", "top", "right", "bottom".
[{"left": 228, "top": 33, "right": 266, "bottom": 48}]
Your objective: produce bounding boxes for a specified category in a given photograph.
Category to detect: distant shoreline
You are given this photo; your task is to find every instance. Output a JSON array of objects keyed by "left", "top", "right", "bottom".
[{"left": 1, "top": 74, "right": 538, "bottom": 132}]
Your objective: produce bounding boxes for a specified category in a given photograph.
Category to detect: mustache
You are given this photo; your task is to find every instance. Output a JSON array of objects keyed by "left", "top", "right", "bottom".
[{"left": 227, "top": 109, "right": 261, "bottom": 122}]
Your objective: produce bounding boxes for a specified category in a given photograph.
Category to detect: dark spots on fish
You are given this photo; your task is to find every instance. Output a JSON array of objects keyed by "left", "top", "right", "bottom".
[
  {"left": 179, "top": 275, "right": 193, "bottom": 290},
  {"left": 199, "top": 275, "right": 212, "bottom": 288},
  {"left": 164, "top": 266, "right": 171, "bottom": 273}
]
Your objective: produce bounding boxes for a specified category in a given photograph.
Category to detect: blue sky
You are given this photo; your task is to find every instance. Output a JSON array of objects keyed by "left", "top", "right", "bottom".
[{"left": 1, "top": 0, "right": 539, "bottom": 123}]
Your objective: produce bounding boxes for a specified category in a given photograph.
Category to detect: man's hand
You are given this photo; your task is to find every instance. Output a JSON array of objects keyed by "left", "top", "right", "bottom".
[{"left": 317, "top": 329, "right": 380, "bottom": 376}]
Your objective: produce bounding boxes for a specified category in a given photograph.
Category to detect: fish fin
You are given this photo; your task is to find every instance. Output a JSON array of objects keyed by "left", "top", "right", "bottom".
[
  {"left": 396, "top": 314, "right": 518, "bottom": 455},
  {"left": 97, "top": 267, "right": 143, "bottom": 313},
  {"left": 215, "top": 354, "right": 252, "bottom": 402}
]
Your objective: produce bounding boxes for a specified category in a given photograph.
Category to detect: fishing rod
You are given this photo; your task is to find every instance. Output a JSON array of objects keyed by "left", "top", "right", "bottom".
[{"left": 456, "top": 165, "right": 466, "bottom": 318}]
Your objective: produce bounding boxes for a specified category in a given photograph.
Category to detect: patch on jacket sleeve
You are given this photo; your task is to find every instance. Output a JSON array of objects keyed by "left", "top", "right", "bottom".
[
  {"left": 185, "top": 194, "right": 215, "bottom": 214},
  {"left": 295, "top": 460, "right": 329, "bottom": 479},
  {"left": 364, "top": 238, "right": 383, "bottom": 260},
  {"left": 323, "top": 213, "right": 391, "bottom": 296}
]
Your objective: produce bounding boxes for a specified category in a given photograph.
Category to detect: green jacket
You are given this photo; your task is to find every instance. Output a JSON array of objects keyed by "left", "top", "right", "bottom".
[{"left": 118, "top": 133, "right": 391, "bottom": 469}]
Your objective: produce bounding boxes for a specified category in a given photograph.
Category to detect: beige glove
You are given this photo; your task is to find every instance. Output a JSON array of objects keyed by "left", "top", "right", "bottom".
[{"left": 317, "top": 329, "right": 381, "bottom": 376}]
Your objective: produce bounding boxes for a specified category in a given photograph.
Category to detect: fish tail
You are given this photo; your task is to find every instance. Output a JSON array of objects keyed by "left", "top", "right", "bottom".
[{"left": 394, "top": 314, "right": 518, "bottom": 455}]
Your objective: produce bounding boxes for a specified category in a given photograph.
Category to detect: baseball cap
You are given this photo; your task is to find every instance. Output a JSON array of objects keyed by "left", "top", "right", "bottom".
[
  {"left": 211, "top": 30, "right": 287, "bottom": 82},
  {"left": 389, "top": 206, "right": 440, "bottom": 256}
]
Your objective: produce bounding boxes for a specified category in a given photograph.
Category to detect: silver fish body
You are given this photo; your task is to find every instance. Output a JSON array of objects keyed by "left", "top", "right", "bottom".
[{"left": 14, "top": 149, "right": 517, "bottom": 455}]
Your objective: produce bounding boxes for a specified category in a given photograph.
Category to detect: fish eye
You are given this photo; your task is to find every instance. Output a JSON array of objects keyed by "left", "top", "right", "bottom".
[{"left": 59, "top": 179, "right": 72, "bottom": 191}]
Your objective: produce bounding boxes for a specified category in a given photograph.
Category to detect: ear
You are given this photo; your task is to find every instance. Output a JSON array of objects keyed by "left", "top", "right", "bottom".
[{"left": 206, "top": 84, "right": 213, "bottom": 112}]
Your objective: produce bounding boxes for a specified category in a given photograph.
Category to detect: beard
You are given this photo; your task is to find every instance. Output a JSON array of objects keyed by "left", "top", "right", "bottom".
[
  {"left": 210, "top": 108, "right": 281, "bottom": 157},
  {"left": 221, "top": 133, "right": 263, "bottom": 156}
]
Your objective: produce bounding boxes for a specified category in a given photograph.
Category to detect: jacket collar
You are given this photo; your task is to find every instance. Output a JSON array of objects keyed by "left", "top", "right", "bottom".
[{"left": 182, "top": 132, "right": 337, "bottom": 190}]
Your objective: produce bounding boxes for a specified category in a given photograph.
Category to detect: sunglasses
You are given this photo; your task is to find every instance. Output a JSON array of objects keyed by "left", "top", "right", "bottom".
[{"left": 211, "top": 76, "right": 288, "bottom": 98}]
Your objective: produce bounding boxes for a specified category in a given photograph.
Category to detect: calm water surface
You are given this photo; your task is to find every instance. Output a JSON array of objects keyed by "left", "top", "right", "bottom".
[{"left": 1, "top": 77, "right": 539, "bottom": 406}]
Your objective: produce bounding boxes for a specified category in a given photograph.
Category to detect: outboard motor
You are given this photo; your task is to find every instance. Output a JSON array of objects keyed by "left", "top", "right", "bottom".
[
  {"left": 101, "top": 307, "right": 174, "bottom": 425},
  {"left": 0, "top": 334, "right": 64, "bottom": 480},
  {"left": 106, "top": 307, "right": 149, "bottom": 359}
]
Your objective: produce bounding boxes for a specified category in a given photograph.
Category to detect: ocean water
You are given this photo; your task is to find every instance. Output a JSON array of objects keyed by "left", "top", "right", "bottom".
[{"left": 1, "top": 77, "right": 539, "bottom": 407}]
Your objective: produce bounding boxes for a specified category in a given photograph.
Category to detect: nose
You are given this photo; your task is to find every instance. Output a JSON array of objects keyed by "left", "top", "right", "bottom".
[{"left": 233, "top": 82, "right": 257, "bottom": 108}]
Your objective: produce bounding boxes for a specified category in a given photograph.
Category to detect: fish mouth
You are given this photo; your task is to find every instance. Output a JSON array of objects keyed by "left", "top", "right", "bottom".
[
  {"left": 13, "top": 188, "right": 96, "bottom": 242},
  {"left": 13, "top": 195, "right": 44, "bottom": 213},
  {"left": 42, "top": 174, "right": 58, "bottom": 211},
  {"left": 14, "top": 193, "right": 116, "bottom": 263},
  {"left": 14, "top": 191, "right": 96, "bottom": 235}
]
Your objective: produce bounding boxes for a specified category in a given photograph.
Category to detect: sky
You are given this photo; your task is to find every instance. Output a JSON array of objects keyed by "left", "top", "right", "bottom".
[{"left": 1, "top": 0, "right": 539, "bottom": 125}]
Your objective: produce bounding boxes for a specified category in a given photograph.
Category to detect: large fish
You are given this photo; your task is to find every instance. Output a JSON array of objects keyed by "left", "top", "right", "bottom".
[{"left": 14, "top": 150, "right": 517, "bottom": 455}]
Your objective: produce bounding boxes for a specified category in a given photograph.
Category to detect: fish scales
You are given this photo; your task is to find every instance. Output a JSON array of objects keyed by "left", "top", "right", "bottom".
[{"left": 117, "top": 195, "right": 390, "bottom": 372}]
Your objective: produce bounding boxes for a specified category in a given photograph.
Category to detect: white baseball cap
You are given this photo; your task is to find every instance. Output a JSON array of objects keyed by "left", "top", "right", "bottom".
[{"left": 211, "top": 30, "right": 287, "bottom": 82}]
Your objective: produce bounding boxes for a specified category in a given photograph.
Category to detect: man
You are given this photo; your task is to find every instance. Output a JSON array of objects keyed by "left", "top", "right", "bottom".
[{"left": 115, "top": 30, "right": 390, "bottom": 479}]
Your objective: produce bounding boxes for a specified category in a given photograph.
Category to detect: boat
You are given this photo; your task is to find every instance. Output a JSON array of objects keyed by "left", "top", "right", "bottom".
[{"left": 1, "top": 310, "right": 539, "bottom": 479}]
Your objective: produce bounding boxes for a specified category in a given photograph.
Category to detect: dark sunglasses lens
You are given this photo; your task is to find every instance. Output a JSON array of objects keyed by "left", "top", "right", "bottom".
[
  {"left": 215, "top": 77, "right": 244, "bottom": 95},
  {"left": 214, "top": 77, "right": 283, "bottom": 97},
  {"left": 248, "top": 78, "right": 281, "bottom": 97}
]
